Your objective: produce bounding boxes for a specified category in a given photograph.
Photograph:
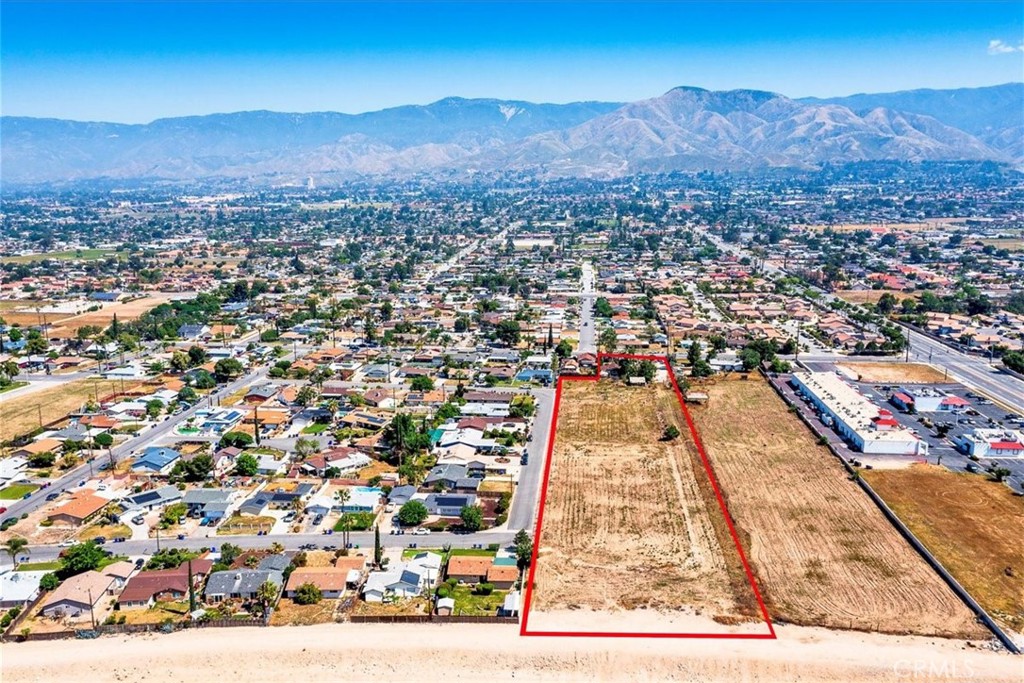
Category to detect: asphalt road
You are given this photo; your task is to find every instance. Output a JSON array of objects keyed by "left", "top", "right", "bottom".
[
  {"left": 506, "top": 387, "right": 555, "bottom": 531},
  {"left": 0, "top": 359, "right": 282, "bottom": 523},
  {"left": 3, "top": 530, "right": 518, "bottom": 568},
  {"left": 577, "top": 261, "right": 597, "bottom": 354},
  {"left": 695, "top": 225, "right": 1024, "bottom": 414}
]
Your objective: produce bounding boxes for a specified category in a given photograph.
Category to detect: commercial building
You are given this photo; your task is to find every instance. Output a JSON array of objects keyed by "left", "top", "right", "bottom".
[
  {"left": 953, "top": 428, "right": 1024, "bottom": 458},
  {"left": 791, "top": 372, "right": 928, "bottom": 456}
]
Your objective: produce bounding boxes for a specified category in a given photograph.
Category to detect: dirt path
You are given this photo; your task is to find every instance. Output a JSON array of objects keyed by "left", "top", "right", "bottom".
[{"left": 3, "top": 621, "right": 1019, "bottom": 683}]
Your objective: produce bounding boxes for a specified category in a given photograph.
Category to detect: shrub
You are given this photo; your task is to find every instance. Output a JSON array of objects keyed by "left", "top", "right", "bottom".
[
  {"left": 474, "top": 583, "right": 494, "bottom": 596},
  {"left": 436, "top": 585, "right": 451, "bottom": 599},
  {"left": 294, "top": 582, "right": 323, "bottom": 605},
  {"left": 662, "top": 425, "right": 680, "bottom": 441}
]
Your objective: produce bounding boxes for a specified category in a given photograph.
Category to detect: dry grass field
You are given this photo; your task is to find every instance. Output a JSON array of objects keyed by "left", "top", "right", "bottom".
[
  {"left": 978, "top": 237, "right": 1024, "bottom": 252},
  {"left": 530, "top": 379, "right": 760, "bottom": 625},
  {"left": 689, "top": 375, "right": 986, "bottom": 638},
  {"left": 863, "top": 464, "right": 1024, "bottom": 633},
  {"left": 270, "top": 598, "right": 340, "bottom": 626},
  {"left": 837, "top": 362, "right": 947, "bottom": 384},
  {"left": 835, "top": 289, "right": 917, "bottom": 305},
  {"left": 0, "top": 378, "right": 126, "bottom": 442},
  {"left": 0, "top": 295, "right": 175, "bottom": 337}
]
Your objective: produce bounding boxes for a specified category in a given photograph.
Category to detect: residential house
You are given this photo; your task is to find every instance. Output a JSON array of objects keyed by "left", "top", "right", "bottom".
[
  {"left": 204, "top": 569, "right": 284, "bottom": 603},
  {"left": 47, "top": 492, "right": 109, "bottom": 526},
  {"left": 40, "top": 570, "right": 115, "bottom": 620}
]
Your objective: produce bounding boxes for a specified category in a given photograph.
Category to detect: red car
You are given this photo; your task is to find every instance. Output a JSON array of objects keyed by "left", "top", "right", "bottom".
[{"left": 0, "top": 507, "right": 7, "bottom": 514}]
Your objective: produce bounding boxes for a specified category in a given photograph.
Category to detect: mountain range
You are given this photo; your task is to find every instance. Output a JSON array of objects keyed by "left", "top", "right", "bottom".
[{"left": 2, "top": 83, "right": 1020, "bottom": 184}]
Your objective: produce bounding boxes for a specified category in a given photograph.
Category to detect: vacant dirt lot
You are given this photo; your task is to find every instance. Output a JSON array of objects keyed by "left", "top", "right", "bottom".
[
  {"left": 0, "top": 378, "right": 126, "bottom": 442},
  {"left": 530, "top": 379, "right": 761, "bottom": 627},
  {"left": 838, "top": 362, "right": 947, "bottom": 384},
  {"left": 835, "top": 290, "right": 917, "bottom": 305},
  {"left": 863, "top": 464, "right": 1024, "bottom": 634},
  {"left": 690, "top": 375, "right": 985, "bottom": 638},
  {"left": 46, "top": 295, "right": 176, "bottom": 338}
]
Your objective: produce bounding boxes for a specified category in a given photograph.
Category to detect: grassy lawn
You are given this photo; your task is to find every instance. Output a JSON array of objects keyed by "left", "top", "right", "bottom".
[
  {"left": 449, "top": 548, "right": 500, "bottom": 557},
  {"left": 0, "top": 483, "right": 39, "bottom": 499},
  {"left": 449, "top": 585, "right": 507, "bottom": 616},
  {"left": 79, "top": 523, "right": 132, "bottom": 541},
  {"left": 301, "top": 423, "right": 331, "bottom": 434},
  {"left": 0, "top": 381, "right": 29, "bottom": 395},
  {"left": 1, "top": 249, "right": 125, "bottom": 264},
  {"left": 16, "top": 560, "right": 62, "bottom": 572},
  {"left": 217, "top": 515, "right": 275, "bottom": 535},
  {"left": 401, "top": 547, "right": 497, "bottom": 560}
]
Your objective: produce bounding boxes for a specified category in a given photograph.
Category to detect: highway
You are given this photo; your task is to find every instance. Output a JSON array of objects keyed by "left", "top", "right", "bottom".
[{"left": 695, "top": 225, "right": 1024, "bottom": 413}]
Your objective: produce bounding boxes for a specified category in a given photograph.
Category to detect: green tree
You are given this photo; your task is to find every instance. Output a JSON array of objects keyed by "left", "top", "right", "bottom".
[
  {"left": 219, "top": 431, "right": 254, "bottom": 449},
  {"left": 214, "top": 358, "right": 244, "bottom": 382},
  {"left": 145, "top": 399, "right": 164, "bottom": 419},
  {"left": 294, "top": 582, "right": 323, "bottom": 605},
  {"left": 294, "top": 437, "right": 320, "bottom": 460},
  {"left": 3, "top": 537, "right": 29, "bottom": 569},
  {"left": 410, "top": 375, "right": 435, "bottom": 392},
  {"left": 295, "top": 385, "right": 318, "bottom": 407},
  {"left": 191, "top": 370, "right": 216, "bottom": 389},
  {"left": 187, "top": 345, "right": 208, "bottom": 366},
  {"left": 495, "top": 319, "right": 521, "bottom": 347},
  {"left": 599, "top": 327, "right": 618, "bottom": 352},
  {"left": 59, "top": 542, "right": 106, "bottom": 576},
  {"left": 219, "top": 543, "right": 242, "bottom": 566},
  {"left": 169, "top": 453, "right": 214, "bottom": 482},
  {"left": 514, "top": 529, "right": 533, "bottom": 570},
  {"left": 739, "top": 349, "right": 762, "bottom": 371},
  {"left": 459, "top": 505, "right": 484, "bottom": 531},
  {"left": 28, "top": 451, "right": 56, "bottom": 468},
  {"left": 234, "top": 453, "right": 259, "bottom": 476},
  {"left": 178, "top": 386, "right": 199, "bottom": 404},
  {"left": 254, "top": 579, "right": 279, "bottom": 613},
  {"left": 663, "top": 425, "right": 681, "bottom": 441},
  {"left": 397, "top": 500, "right": 429, "bottom": 526},
  {"left": 39, "top": 572, "right": 60, "bottom": 590},
  {"left": 374, "top": 525, "right": 382, "bottom": 567},
  {"left": 170, "top": 351, "right": 190, "bottom": 374}
]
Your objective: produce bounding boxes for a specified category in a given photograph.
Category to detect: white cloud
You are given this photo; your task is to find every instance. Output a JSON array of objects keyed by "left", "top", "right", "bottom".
[{"left": 987, "top": 39, "right": 1024, "bottom": 55}]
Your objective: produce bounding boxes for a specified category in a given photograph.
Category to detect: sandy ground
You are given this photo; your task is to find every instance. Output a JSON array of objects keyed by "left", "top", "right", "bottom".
[
  {"left": 837, "top": 363, "right": 947, "bottom": 384},
  {"left": 3, "top": 621, "right": 1020, "bottom": 683}
]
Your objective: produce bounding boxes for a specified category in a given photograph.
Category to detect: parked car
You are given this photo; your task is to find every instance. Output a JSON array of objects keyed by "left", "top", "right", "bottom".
[
  {"left": 0, "top": 507, "right": 7, "bottom": 515},
  {"left": 412, "top": 527, "right": 431, "bottom": 536},
  {"left": 94, "top": 536, "right": 107, "bottom": 544},
  {"left": 46, "top": 492, "right": 60, "bottom": 501},
  {"left": 132, "top": 516, "right": 145, "bottom": 525}
]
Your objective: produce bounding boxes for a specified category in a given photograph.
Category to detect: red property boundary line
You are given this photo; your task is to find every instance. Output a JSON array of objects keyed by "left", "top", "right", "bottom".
[{"left": 519, "top": 352, "right": 777, "bottom": 639}]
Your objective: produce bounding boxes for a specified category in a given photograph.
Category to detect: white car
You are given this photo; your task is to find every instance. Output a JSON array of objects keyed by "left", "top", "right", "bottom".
[
  {"left": 58, "top": 539, "right": 76, "bottom": 547},
  {"left": 412, "top": 527, "right": 431, "bottom": 536}
]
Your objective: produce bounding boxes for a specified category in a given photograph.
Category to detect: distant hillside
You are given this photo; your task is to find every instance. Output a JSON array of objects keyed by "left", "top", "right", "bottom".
[
  {"left": 2, "top": 84, "right": 1020, "bottom": 184},
  {"left": 802, "top": 83, "right": 1024, "bottom": 161}
]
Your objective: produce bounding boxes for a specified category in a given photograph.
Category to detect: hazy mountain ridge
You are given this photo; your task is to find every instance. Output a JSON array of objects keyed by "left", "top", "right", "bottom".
[{"left": 2, "top": 84, "right": 1020, "bottom": 184}]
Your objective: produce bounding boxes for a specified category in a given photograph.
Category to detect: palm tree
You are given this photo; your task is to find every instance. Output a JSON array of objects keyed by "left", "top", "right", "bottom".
[
  {"left": 3, "top": 537, "right": 29, "bottom": 569},
  {"left": 254, "top": 580, "right": 279, "bottom": 617},
  {"left": 336, "top": 489, "right": 351, "bottom": 547}
]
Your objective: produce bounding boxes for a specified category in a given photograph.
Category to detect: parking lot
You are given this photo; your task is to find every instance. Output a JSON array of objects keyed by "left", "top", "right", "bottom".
[{"left": 777, "top": 363, "right": 1024, "bottom": 495}]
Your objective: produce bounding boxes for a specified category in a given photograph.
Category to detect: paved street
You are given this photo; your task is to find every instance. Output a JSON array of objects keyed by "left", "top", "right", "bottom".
[
  {"left": 506, "top": 387, "right": 555, "bottom": 531},
  {"left": 577, "top": 260, "right": 597, "bottom": 353},
  {"left": 0, "top": 357, "right": 288, "bottom": 523},
  {"left": 2, "top": 530, "right": 518, "bottom": 568}
]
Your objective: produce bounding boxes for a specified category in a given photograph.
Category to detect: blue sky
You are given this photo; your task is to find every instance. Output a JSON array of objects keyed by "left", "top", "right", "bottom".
[{"left": 2, "top": 1, "right": 1022, "bottom": 122}]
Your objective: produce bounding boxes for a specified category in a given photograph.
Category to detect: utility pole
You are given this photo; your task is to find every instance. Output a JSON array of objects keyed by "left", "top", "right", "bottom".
[{"left": 88, "top": 589, "right": 97, "bottom": 630}]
